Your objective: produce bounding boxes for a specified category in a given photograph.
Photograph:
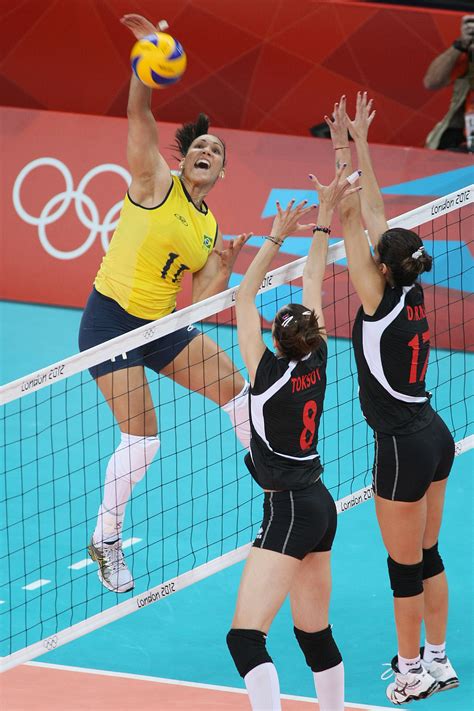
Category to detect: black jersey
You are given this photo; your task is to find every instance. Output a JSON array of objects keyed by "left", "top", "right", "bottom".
[
  {"left": 245, "top": 342, "right": 327, "bottom": 491},
  {"left": 352, "top": 283, "right": 435, "bottom": 435}
]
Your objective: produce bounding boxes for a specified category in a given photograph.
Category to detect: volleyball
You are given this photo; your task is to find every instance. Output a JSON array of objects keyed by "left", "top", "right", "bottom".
[{"left": 130, "top": 32, "right": 187, "bottom": 89}]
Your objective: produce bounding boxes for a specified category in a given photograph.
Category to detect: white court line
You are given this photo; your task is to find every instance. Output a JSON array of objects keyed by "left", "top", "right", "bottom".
[
  {"left": 122, "top": 537, "right": 141, "bottom": 548},
  {"left": 68, "top": 538, "right": 142, "bottom": 570},
  {"left": 26, "top": 661, "right": 394, "bottom": 710},
  {"left": 22, "top": 580, "right": 50, "bottom": 591},
  {"left": 68, "top": 559, "right": 93, "bottom": 571}
]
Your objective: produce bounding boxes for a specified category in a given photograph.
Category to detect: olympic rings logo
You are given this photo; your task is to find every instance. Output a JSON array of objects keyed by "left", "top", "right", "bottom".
[
  {"left": 12, "top": 157, "right": 131, "bottom": 260},
  {"left": 43, "top": 634, "right": 58, "bottom": 650}
]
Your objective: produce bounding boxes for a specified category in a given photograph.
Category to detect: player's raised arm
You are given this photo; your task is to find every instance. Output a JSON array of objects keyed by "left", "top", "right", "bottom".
[
  {"left": 235, "top": 201, "right": 315, "bottom": 384},
  {"left": 304, "top": 165, "right": 361, "bottom": 336},
  {"left": 121, "top": 14, "right": 173, "bottom": 207},
  {"left": 325, "top": 97, "right": 385, "bottom": 316},
  {"left": 345, "top": 92, "right": 389, "bottom": 246}
]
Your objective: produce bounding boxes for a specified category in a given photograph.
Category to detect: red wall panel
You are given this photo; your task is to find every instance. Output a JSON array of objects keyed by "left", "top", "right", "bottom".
[
  {"left": 0, "top": 0, "right": 464, "bottom": 147},
  {"left": 2, "top": 105, "right": 471, "bottom": 307}
]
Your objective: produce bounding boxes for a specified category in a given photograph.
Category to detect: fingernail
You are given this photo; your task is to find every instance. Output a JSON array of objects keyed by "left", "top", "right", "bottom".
[
  {"left": 308, "top": 174, "right": 314, "bottom": 179},
  {"left": 343, "top": 162, "right": 347, "bottom": 167},
  {"left": 358, "top": 170, "right": 362, "bottom": 175}
]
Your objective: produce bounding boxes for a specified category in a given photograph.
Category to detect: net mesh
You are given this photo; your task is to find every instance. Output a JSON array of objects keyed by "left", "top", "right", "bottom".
[{"left": 1, "top": 190, "right": 473, "bottom": 668}]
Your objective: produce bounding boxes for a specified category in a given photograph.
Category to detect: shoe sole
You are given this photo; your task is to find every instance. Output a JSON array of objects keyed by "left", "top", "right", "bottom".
[
  {"left": 388, "top": 680, "right": 440, "bottom": 705},
  {"left": 87, "top": 544, "right": 134, "bottom": 594},
  {"left": 96, "top": 568, "right": 134, "bottom": 594},
  {"left": 436, "top": 679, "right": 460, "bottom": 692}
]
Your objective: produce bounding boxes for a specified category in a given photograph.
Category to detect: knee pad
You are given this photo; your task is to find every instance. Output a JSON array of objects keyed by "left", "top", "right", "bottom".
[
  {"left": 294, "top": 625, "right": 342, "bottom": 673},
  {"left": 226, "top": 628, "right": 272, "bottom": 678},
  {"left": 422, "top": 542, "right": 444, "bottom": 580},
  {"left": 122, "top": 434, "right": 160, "bottom": 484},
  {"left": 387, "top": 556, "right": 423, "bottom": 598}
]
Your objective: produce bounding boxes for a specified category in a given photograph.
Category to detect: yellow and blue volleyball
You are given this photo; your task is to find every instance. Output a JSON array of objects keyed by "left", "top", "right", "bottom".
[{"left": 130, "top": 32, "right": 187, "bottom": 89}]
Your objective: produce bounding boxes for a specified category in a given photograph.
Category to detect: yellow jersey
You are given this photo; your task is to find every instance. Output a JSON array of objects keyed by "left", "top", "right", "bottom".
[{"left": 94, "top": 176, "right": 218, "bottom": 319}]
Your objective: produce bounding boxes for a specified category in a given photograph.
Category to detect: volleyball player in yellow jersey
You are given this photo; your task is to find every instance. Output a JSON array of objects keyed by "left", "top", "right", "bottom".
[{"left": 79, "top": 14, "right": 251, "bottom": 593}]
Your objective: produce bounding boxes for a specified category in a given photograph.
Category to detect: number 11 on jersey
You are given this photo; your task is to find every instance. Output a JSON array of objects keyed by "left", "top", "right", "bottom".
[{"left": 408, "top": 330, "right": 430, "bottom": 384}]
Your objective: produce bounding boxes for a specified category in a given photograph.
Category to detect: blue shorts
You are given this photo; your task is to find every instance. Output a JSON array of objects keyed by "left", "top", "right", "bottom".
[{"left": 78, "top": 288, "right": 200, "bottom": 379}]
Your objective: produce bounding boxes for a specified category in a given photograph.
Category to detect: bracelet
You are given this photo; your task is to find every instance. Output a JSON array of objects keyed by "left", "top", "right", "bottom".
[
  {"left": 334, "top": 146, "right": 349, "bottom": 150},
  {"left": 312, "top": 225, "right": 331, "bottom": 235},
  {"left": 265, "top": 235, "right": 283, "bottom": 246}
]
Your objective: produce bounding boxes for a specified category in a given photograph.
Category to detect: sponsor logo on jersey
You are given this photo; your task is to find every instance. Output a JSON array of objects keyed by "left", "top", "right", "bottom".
[{"left": 174, "top": 213, "right": 188, "bottom": 226}]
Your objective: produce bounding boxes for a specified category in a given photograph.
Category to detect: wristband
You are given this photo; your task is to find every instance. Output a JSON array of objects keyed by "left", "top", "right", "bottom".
[
  {"left": 312, "top": 225, "right": 331, "bottom": 235},
  {"left": 265, "top": 235, "right": 284, "bottom": 246},
  {"left": 334, "top": 146, "right": 349, "bottom": 150}
]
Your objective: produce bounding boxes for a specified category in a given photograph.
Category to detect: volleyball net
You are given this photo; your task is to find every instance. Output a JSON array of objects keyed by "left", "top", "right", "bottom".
[{"left": 1, "top": 186, "right": 473, "bottom": 671}]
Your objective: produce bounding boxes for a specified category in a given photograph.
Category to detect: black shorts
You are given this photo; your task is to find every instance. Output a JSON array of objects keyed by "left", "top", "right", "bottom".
[
  {"left": 253, "top": 479, "right": 337, "bottom": 560},
  {"left": 373, "top": 412, "right": 455, "bottom": 502},
  {"left": 78, "top": 288, "right": 200, "bottom": 379}
]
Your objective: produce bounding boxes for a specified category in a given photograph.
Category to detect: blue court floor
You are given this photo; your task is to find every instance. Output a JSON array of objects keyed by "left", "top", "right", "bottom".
[{"left": 1, "top": 301, "right": 473, "bottom": 710}]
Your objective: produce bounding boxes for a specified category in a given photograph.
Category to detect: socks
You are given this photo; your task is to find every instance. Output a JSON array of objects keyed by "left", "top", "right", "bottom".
[
  {"left": 398, "top": 654, "right": 421, "bottom": 675},
  {"left": 93, "top": 432, "right": 160, "bottom": 544},
  {"left": 423, "top": 640, "right": 446, "bottom": 663},
  {"left": 244, "top": 662, "right": 281, "bottom": 710},
  {"left": 313, "top": 661, "right": 345, "bottom": 711},
  {"left": 222, "top": 381, "right": 251, "bottom": 449}
]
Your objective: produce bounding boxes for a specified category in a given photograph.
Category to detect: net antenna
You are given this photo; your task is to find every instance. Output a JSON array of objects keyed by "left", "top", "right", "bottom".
[{"left": 1, "top": 186, "right": 473, "bottom": 672}]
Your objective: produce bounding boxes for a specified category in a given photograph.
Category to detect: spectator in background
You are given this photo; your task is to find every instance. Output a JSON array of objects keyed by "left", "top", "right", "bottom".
[{"left": 424, "top": 14, "right": 474, "bottom": 151}]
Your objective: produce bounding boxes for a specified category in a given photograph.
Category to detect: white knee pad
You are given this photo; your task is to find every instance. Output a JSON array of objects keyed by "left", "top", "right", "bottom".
[
  {"left": 120, "top": 433, "right": 160, "bottom": 484},
  {"left": 222, "top": 381, "right": 251, "bottom": 449}
]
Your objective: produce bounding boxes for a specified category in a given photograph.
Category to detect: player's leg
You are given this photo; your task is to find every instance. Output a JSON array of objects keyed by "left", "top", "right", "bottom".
[
  {"left": 375, "top": 494, "right": 426, "bottom": 659},
  {"left": 290, "top": 484, "right": 344, "bottom": 711},
  {"left": 227, "top": 487, "right": 321, "bottom": 710},
  {"left": 227, "top": 547, "right": 300, "bottom": 711},
  {"left": 88, "top": 366, "right": 159, "bottom": 592},
  {"left": 420, "top": 414, "right": 458, "bottom": 690},
  {"left": 160, "top": 331, "right": 250, "bottom": 448},
  {"left": 375, "top": 493, "right": 440, "bottom": 703}
]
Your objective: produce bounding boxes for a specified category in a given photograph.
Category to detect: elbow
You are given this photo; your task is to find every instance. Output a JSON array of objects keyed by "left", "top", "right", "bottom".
[
  {"left": 127, "top": 101, "right": 154, "bottom": 119},
  {"left": 423, "top": 74, "right": 442, "bottom": 91}
]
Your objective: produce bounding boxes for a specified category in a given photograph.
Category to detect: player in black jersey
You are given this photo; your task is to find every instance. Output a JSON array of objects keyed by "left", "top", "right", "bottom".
[
  {"left": 326, "top": 94, "right": 458, "bottom": 705},
  {"left": 226, "top": 168, "right": 358, "bottom": 711}
]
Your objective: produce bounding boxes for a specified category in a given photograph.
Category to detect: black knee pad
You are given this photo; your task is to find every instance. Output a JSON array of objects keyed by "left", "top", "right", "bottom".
[
  {"left": 294, "top": 625, "right": 342, "bottom": 673},
  {"left": 422, "top": 542, "right": 444, "bottom": 580},
  {"left": 387, "top": 556, "right": 423, "bottom": 598},
  {"left": 226, "top": 628, "right": 273, "bottom": 678}
]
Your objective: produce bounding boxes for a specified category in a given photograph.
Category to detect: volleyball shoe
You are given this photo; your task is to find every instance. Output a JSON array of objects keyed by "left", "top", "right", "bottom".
[
  {"left": 420, "top": 649, "right": 459, "bottom": 692},
  {"left": 88, "top": 537, "right": 134, "bottom": 593},
  {"left": 383, "top": 656, "right": 439, "bottom": 704}
]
